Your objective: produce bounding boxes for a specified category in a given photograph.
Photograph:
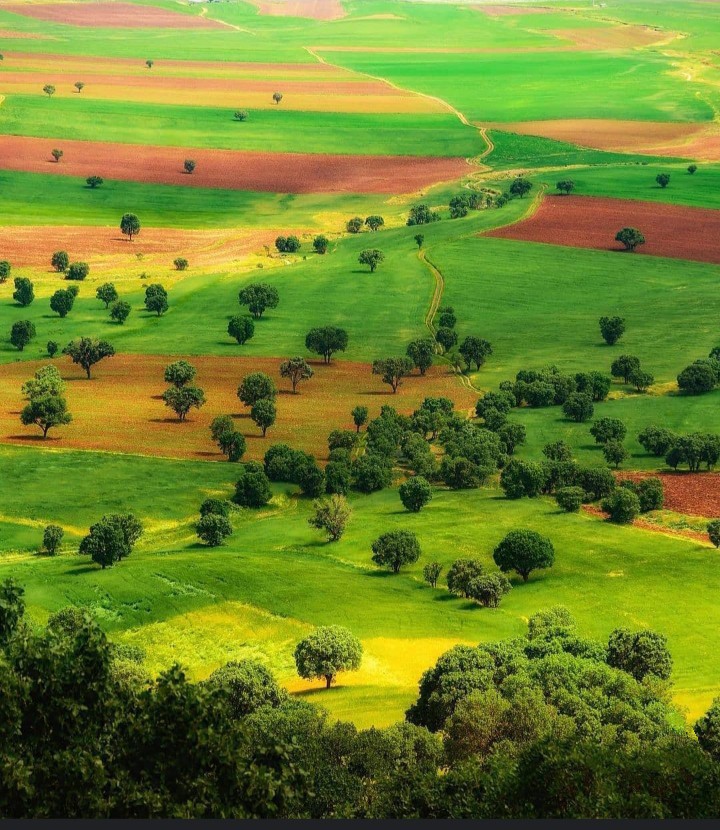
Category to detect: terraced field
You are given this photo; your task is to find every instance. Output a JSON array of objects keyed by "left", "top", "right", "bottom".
[{"left": 1, "top": 0, "right": 720, "bottom": 736}]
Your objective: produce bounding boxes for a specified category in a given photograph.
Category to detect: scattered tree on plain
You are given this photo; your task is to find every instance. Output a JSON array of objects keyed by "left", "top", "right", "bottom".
[
  {"left": 144, "top": 283, "right": 168, "bottom": 316},
  {"left": 399, "top": 476, "right": 432, "bottom": 513},
  {"left": 86, "top": 175, "right": 103, "bottom": 188},
  {"left": 656, "top": 173, "right": 670, "bottom": 189},
  {"left": 305, "top": 326, "right": 348, "bottom": 364},
  {"left": 164, "top": 360, "right": 197, "bottom": 388},
  {"left": 446, "top": 558, "right": 485, "bottom": 598},
  {"left": 599, "top": 315, "right": 626, "bottom": 345},
  {"left": 272, "top": 92, "right": 283, "bottom": 104},
  {"left": 294, "top": 625, "right": 362, "bottom": 689},
  {"left": 196, "top": 514, "right": 232, "bottom": 547},
  {"left": 406, "top": 204, "right": 440, "bottom": 226},
  {"left": 371, "top": 530, "right": 421, "bottom": 573},
  {"left": 42, "top": 524, "right": 64, "bottom": 555},
  {"left": 414, "top": 233, "right": 424, "bottom": 249},
  {"left": 308, "top": 495, "right": 351, "bottom": 542},
  {"left": 459, "top": 336, "right": 492, "bottom": 371},
  {"left": 63, "top": 337, "right": 115, "bottom": 378},
  {"left": 562, "top": 392, "right": 594, "bottom": 422},
  {"left": 10, "top": 320, "right": 36, "bottom": 351},
  {"left": 238, "top": 372, "right": 276, "bottom": 407},
  {"left": 615, "top": 227, "right": 645, "bottom": 251},
  {"left": 13, "top": 277, "right": 34, "bottom": 307},
  {"left": 120, "top": 213, "right": 141, "bottom": 241},
  {"left": 346, "top": 217, "right": 363, "bottom": 234},
  {"left": 556, "top": 180, "right": 575, "bottom": 195},
  {"left": 110, "top": 301, "right": 131, "bottom": 324},
  {"left": 47, "top": 341, "right": 58, "bottom": 358},
  {"left": 234, "top": 110, "right": 248, "bottom": 121},
  {"left": 708, "top": 520, "right": 720, "bottom": 548},
  {"left": 688, "top": 164, "right": 698, "bottom": 175},
  {"left": 509, "top": 177, "right": 532, "bottom": 198},
  {"left": 365, "top": 215, "right": 384, "bottom": 231},
  {"left": 435, "top": 327, "right": 457, "bottom": 352},
  {"left": 280, "top": 356, "right": 314, "bottom": 393},
  {"left": 313, "top": 235, "right": 329, "bottom": 255},
  {"left": 51, "top": 251, "right": 69, "bottom": 272},
  {"left": 162, "top": 385, "right": 206, "bottom": 422},
  {"left": 174, "top": 257, "right": 188, "bottom": 271},
  {"left": 227, "top": 315, "right": 255, "bottom": 344},
  {"left": 351, "top": 405, "right": 368, "bottom": 433},
  {"left": 74, "top": 81, "right": 85, "bottom": 93},
  {"left": 423, "top": 561, "right": 442, "bottom": 588},
  {"left": 602, "top": 488, "right": 640, "bottom": 524},
  {"left": 358, "top": 249, "right": 384, "bottom": 272},
  {"left": 20, "top": 393, "right": 71, "bottom": 438},
  {"left": 238, "top": 283, "right": 279, "bottom": 319},
  {"left": 50, "top": 289, "right": 75, "bottom": 318},
  {"left": 66, "top": 262, "right": 89, "bottom": 281},
  {"left": 603, "top": 439, "right": 628, "bottom": 468},
  {"left": 275, "top": 236, "right": 301, "bottom": 254},
  {"left": 184, "top": 159, "right": 196, "bottom": 174},
  {"left": 96, "top": 282, "right": 118, "bottom": 308},
  {"left": 79, "top": 513, "right": 142, "bottom": 569},
  {"left": 146, "top": 59, "right": 154, "bottom": 68},
  {"left": 250, "top": 398, "right": 276, "bottom": 437},
  {"left": 493, "top": 529, "right": 555, "bottom": 582},
  {"left": 51, "top": 149, "right": 63, "bottom": 163},
  {"left": 372, "top": 357, "right": 413, "bottom": 393},
  {"left": 43, "top": 84, "right": 55, "bottom": 97},
  {"left": 406, "top": 338, "right": 435, "bottom": 376}
]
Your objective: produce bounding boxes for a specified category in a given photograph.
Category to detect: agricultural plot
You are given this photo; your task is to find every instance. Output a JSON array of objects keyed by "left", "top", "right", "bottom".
[{"left": 3, "top": 0, "right": 720, "bottom": 794}]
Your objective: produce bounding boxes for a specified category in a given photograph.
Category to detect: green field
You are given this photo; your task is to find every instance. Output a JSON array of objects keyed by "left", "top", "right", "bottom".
[{"left": 1, "top": 0, "right": 720, "bottom": 750}]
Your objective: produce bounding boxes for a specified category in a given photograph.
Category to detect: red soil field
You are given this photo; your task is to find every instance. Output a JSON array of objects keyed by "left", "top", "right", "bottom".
[
  {"left": 251, "top": 0, "right": 344, "bottom": 20},
  {"left": 619, "top": 472, "right": 720, "bottom": 520},
  {"left": 0, "top": 28, "right": 51, "bottom": 39},
  {"left": 475, "top": 4, "right": 551, "bottom": 16},
  {"left": 486, "top": 195, "right": 720, "bottom": 266},
  {"left": 2, "top": 2, "right": 229, "bottom": 29},
  {"left": 484, "top": 119, "right": 705, "bottom": 154},
  {"left": 0, "top": 355, "right": 476, "bottom": 462},
  {"left": 0, "top": 226, "right": 293, "bottom": 271},
  {"left": 0, "top": 135, "right": 469, "bottom": 194}
]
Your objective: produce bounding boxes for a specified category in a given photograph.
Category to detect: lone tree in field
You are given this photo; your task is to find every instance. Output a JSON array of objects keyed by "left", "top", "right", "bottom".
[
  {"left": 79, "top": 513, "right": 143, "bottom": 569},
  {"left": 63, "top": 338, "right": 115, "bottom": 378},
  {"left": 96, "top": 282, "right": 118, "bottom": 308},
  {"left": 86, "top": 175, "right": 103, "bottom": 188},
  {"left": 611, "top": 354, "right": 640, "bottom": 384},
  {"left": 629, "top": 368, "right": 654, "bottom": 393},
  {"left": 313, "top": 235, "right": 329, "bottom": 255},
  {"left": 562, "top": 391, "right": 594, "bottom": 422},
  {"left": 459, "top": 336, "right": 492, "bottom": 371},
  {"left": 365, "top": 215, "right": 384, "bottom": 232},
  {"left": 250, "top": 398, "right": 276, "bottom": 437},
  {"left": 51, "top": 251, "right": 69, "bottom": 272},
  {"left": 66, "top": 262, "right": 89, "bottom": 281},
  {"left": 110, "top": 301, "right": 131, "bottom": 324},
  {"left": 346, "top": 216, "right": 363, "bottom": 234},
  {"left": 196, "top": 513, "right": 232, "bottom": 547},
  {"left": 305, "top": 326, "right": 348, "bottom": 364},
  {"left": 308, "top": 494, "right": 351, "bottom": 542},
  {"left": 227, "top": 315, "right": 255, "bottom": 345},
  {"left": 237, "top": 372, "right": 276, "bottom": 407},
  {"left": 144, "top": 283, "right": 168, "bottom": 316},
  {"left": 399, "top": 476, "right": 432, "bottom": 513},
  {"left": 414, "top": 233, "right": 424, "bottom": 249},
  {"left": 423, "top": 561, "right": 442, "bottom": 588},
  {"left": 603, "top": 439, "right": 628, "bottom": 468},
  {"left": 656, "top": 173, "right": 671, "bottom": 189},
  {"left": 599, "top": 315, "right": 626, "bottom": 345},
  {"left": 406, "top": 338, "right": 435, "bottom": 375},
  {"left": 371, "top": 529, "right": 421, "bottom": 573},
  {"left": 43, "top": 524, "right": 64, "bottom": 555},
  {"left": 688, "top": 164, "right": 698, "bottom": 175},
  {"left": 164, "top": 360, "right": 196, "bottom": 388},
  {"left": 51, "top": 149, "right": 63, "bottom": 163},
  {"left": 351, "top": 405, "right": 368, "bottom": 433},
  {"left": 174, "top": 257, "right": 188, "bottom": 271},
  {"left": 493, "top": 529, "right": 555, "bottom": 582},
  {"left": 74, "top": 81, "right": 84, "bottom": 93},
  {"left": 43, "top": 84, "right": 56, "bottom": 97},
  {"left": 10, "top": 320, "right": 36, "bottom": 351},
  {"left": 372, "top": 357, "right": 414, "bottom": 393},
  {"left": 509, "top": 177, "right": 532, "bottom": 198},
  {"left": 358, "top": 249, "right": 384, "bottom": 272},
  {"left": 0, "top": 260, "right": 9, "bottom": 283},
  {"left": 272, "top": 91, "right": 283, "bottom": 105},
  {"left": 146, "top": 59, "right": 154, "bottom": 69},
  {"left": 406, "top": 204, "right": 440, "bottom": 226},
  {"left": 556, "top": 179, "right": 575, "bottom": 195},
  {"left": 234, "top": 110, "right": 249, "bottom": 121},
  {"left": 20, "top": 393, "right": 72, "bottom": 438},
  {"left": 13, "top": 277, "right": 34, "bottom": 307},
  {"left": 50, "top": 289, "right": 75, "bottom": 318},
  {"left": 163, "top": 385, "right": 206, "bottom": 422},
  {"left": 184, "top": 159, "right": 196, "bottom": 174},
  {"left": 294, "top": 625, "right": 362, "bottom": 689},
  {"left": 238, "top": 283, "right": 279, "bottom": 319},
  {"left": 120, "top": 213, "right": 141, "bottom": 241},
  {"left": 615, "top": 227, "right": 645, "bottom": 251},
  {"left": 280, "top": 356, "right": 314, "bottom": 393},
  {"left": 47, "top": 341, "right": 58, "bottom": 358},
  {"left": 275, "top": 235, "right": 301, "bottom": 254}
]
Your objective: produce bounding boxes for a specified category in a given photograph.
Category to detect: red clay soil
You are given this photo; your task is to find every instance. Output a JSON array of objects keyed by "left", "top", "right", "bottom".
[
  {"left": 475, "top": 4, "right": 551, "bottom": 15},
  {"left": 486, "top": 194, "right": 720, "bottom": 266},
  {"left": 0, "top": 28, "right": 52, "bottom": 39},
  {"left": 251, "top": 0, "right": 345, "bottom": 20},
  {"left": 0, "top": 135, "right": 468, "bottom": 195},
  {"left": 618, "top": 471, "right": 720, "bottom": 519},
  {"left": 0, "top": 355, "right": 475, "bottom": 462},
  {"left": 2, "top": 2, "right": 229, "bottom": 29}
]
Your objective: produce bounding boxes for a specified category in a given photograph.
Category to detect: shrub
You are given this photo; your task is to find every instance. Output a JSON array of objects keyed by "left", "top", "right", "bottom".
[
  {"left": 205, "top": 659, "right": 285, "bottom": 718},
  {"left": 500, "top": 459, "right": 545, "bottom": 499},
  {"left": 678, "top": 363, "right": 717, "bottom": 395},
  {"left": 199, "top": 498, "right": 230, "bottom": 518},
  {"left": 233, "top": 462, "right": 271, "bottom": 508},
  {"left": 196, "top": 514, "right": 233, "bottom": 547},
  {"left": 708, "top": 520, "right": 720, "bottom": 548},
  {"left": 174, "top": 257, "right": 189, "bottom": 271},
  {"left": 398, "top": 476, "right": 432, "bottom": 513},
  {"left": 371, "top": 530, "right": 420, "bottom": 573},
  {"left": 590, "top": 417, "right": 626, "bottom": 445},
  {"left": 555, "top": 486, "right": 585, "bottom": 513},
  {"left": 467, "top": 573, "right": 512, "bottom": 608},
  {"left": 66, "top": 262, "right": 89, "bottom": 281},
  {"left": 602, "top": 489, "right": 640, "bottom": 524},
  {"left": 493, "top": 529, "right": 555, "bottom": 582},
  {"left": 562, "top": 393, "right": 594, "bottom": 422},
  {"left": 423, "top": 561, "right": 442, "bottom": 588},
  {"left": 42, "top": 524, "right": 64, "bottom": 555},
  {"left": 637, "top": 477, "right": 664, "bottom": 512},
  {"left": 446, "top": 558, "right": 485, "bottom": 598}
]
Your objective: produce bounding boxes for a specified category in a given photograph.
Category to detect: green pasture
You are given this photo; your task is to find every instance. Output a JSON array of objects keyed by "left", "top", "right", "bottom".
[
  {"left": 0, "top": 169, "right": 389, "bottom": 229},
  {"left": 324, "top": 50, "right": 712, "bottom": 123},
  {"left": 0, "top": 199, "right": 529, "bottom": 365},
  {"left": 0, "top": 443, "right": 717, "bottom": 726},
  {"left": 0, "top": 95, "right": 483, "bottom": 156}
]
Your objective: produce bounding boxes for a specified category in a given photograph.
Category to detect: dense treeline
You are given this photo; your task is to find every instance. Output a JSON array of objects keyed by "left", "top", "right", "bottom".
[{"left": 2, "top": 582, "right": 720, "bottom": 818}]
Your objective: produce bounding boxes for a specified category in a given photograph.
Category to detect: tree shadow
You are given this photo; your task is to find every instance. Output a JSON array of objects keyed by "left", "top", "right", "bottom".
[{"left": 64, "top": 565, "right": 99, "bottom": 575}]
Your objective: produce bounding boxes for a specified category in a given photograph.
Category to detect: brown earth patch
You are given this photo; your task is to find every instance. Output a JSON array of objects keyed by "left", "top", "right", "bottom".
[
  {"left": 485, "top": 194, "right": 720, "bottom": 266},
  {"left": 549, "top": 25, "right": 668, "bottom": 50},
  {"left": 2, "top": 2, "right": 230, "bottom": 29},
  {"left": 483, "top": 119, "right": 706, "bottom": 153},
  {"left": 0, "top": 134, "right": 469, "bottom": 194},
  {"left": 0, "top": 226, "right": 296, "bottom": 273},
  {"left": 642, "top": 132, "right": 720, "bottom": 163},
  {"left": 251, "top": 0, "right": 345, "bottom": 20},
  {"left": 0, "top": 355, "right": 475, "bottom": 462},
  {"left": 0, "top": 28, "right": 52, "bottom": 38},
  {"left": 475, "top": 4, "right": 551, "bottom": 16},
  {"left": 619, "top": 471, "right": 720, "bottom": 520}
]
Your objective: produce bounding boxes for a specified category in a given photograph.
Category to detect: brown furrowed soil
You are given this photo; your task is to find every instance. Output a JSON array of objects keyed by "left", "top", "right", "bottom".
[
  {"left": 2, "top": 2, "right": 230, "bottom": 29},
  {"left": 0, "top": 355, "right": 476, "bottom": 461},
  {"left": 484, "top": 119, "right": 705, "bottom": 153},
  {"left": 0, "top": 226, "right": 295, "bottom": 273},
  {"left": 548, "top": 25, "right": 669, "bottom": 50},
  {"left": 485, "top": 194, "right": 720, "bottom": 265},
  {"left": 475, "top": 4, "right": 552, "bottom": 16},
  {"left": 0, "top": 135, "right": 469, "bottom": 194},
  {"left": 619, "top": 471, "right": 720, "bottom": 519},
  {"left": 250, "top": 0, "right": 345, "bottom": 20}
]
